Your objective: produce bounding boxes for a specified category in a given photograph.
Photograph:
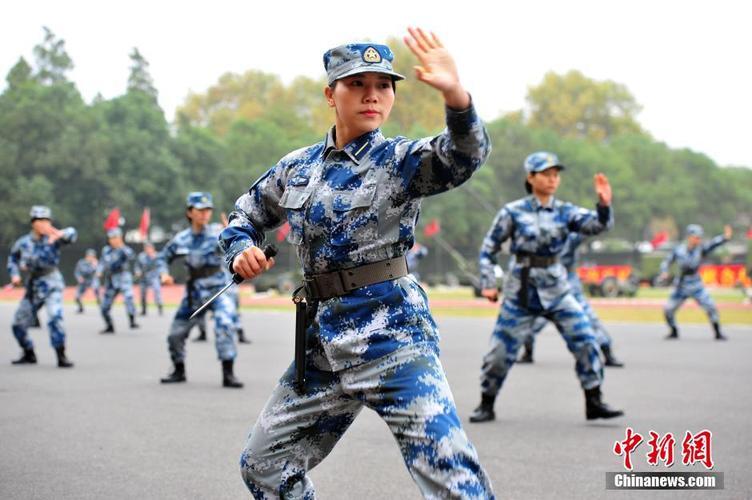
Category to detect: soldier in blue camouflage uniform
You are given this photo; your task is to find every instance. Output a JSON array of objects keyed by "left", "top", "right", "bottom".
[
  {"left": 220, "top": 29, "right": 495, "bottom": 499},
  {"left": 8, "top": 206, "right": 76, "bottom": 367},
  {"left": 517, "top": 232, "right": 624, "bottom": 367},
  {"left": 74, "top": 248, "right": 100, "bottom": 313},
  {"left": 158, "top": 192, "right": 242, "bottom": 388},
  {"left": 659, "top": 224, "right": 732, "bottom": 340},
  {"left": 406, "top": 242, "right": 429, "bottom": 282},
  {"left": 98, "top": 227, "right": 140, "bottom": 333},
  {"left": 469, "top": 152, "right": 624, "bottom": 424},
  {"left": 135, "top": 241, "right": 163, "bottom": 316}
]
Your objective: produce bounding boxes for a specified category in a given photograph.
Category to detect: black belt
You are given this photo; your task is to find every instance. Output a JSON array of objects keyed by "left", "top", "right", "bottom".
[
  {"left": 29, "top": 268, "right": 56, "bottom": 280},
  {"left": 303, "top": 256, "right": 408, "bottom": 301},
  {"left": 291, "top": 256, "right": 408, "bottom": 394},
  {"left": 188, "top": 266, "right": 222, "bottom": 280},
  {"left": 514, "top": 253, "right": 559, "bottom": 309}
]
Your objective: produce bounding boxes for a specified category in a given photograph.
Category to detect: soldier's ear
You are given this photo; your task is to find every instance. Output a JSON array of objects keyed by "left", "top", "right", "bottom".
[{"left": 324, "top": 85, "right": 336, "bottom": 107}]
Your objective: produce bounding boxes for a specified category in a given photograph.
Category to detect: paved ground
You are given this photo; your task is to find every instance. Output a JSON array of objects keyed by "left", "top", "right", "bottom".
[{"left": 1, "top": 301, "right": 749, "bottom": 499}]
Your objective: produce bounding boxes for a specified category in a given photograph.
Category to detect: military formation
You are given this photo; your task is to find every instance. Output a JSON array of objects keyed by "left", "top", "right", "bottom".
[{"left": 5, "top": 28, "right": 743, "bottom": 500}]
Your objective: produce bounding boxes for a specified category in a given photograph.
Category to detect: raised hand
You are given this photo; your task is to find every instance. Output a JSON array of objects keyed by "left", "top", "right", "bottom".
[
  {"left": 593, "top": 173, "right": 612, "bottom": 206},
  {"left": 403, "top": 27, "right": 469, "bottom": 109},
  {"left": 723, "top": 224, "right": 733, "bottom": 239}
]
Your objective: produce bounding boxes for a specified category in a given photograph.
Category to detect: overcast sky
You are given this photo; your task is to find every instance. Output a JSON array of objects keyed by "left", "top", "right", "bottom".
[{"left": 3, "top": 0, "right": 750, "bottom": 167}]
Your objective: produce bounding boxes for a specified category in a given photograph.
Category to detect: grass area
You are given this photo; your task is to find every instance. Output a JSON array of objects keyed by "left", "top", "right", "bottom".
[{"left": 423, "top": 285, "right": 747, "bottom": 303}]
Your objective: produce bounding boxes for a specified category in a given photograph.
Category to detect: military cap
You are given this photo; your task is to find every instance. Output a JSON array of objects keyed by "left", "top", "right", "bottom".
[
  {"left": 186, "top": 192, "right": 213, "bottom": 209},
  {"left": 30, "top": 205, "right": 52, "bottom": 220},
  {"left": 524, "top": 152, "right": 566, "bottom": 174},
  {"left": 106, "top": 227, "right": 123, "bottom": 238},
  {"left": 323, "top": 43, "right": 405, "bottom": 86},
  {"left": 85, "top": 248, "right": 97, "bottom": 257},
  {"left": 686, "top": 224, "right": 704, "bottom": 237}
]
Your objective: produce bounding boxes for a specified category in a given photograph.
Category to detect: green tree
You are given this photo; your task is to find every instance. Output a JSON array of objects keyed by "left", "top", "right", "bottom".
[
  {"left": 33, "top": 27, "right": 73, "bottom": 85},
  {"left": 127, "top": 48, "right": 158, "bottom": 101},
  {"left": 526, "top": 70, "right": 645, "bottom": 141}
]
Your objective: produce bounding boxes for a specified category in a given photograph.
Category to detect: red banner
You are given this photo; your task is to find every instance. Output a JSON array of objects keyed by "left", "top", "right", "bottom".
[
  {"left": 577, "top": 265, "right": 633, "bottom": 285},
  {"left": 697, "top": 264, "right": 749, "bottom": 287},
  {"left": 103, "top": 208, "right": 121, "bottom": 231},
  {"left": 139, "top": 208, "right": 150, "bottom": 239},
  {"left": 423, "top": 219, "right": 441, "bottom": 238}
]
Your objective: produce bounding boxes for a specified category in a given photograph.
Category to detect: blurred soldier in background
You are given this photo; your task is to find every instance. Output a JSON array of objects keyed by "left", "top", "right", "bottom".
[
  {"left": 135, "top": 241, "right": 163, "bottom": 316},
  {"left": 8, "top": 206, "right": 77, "bottom": 367},
  {"left": 74, "top": 248, "right": 100, "bottom": 313},
  {"left": 158, "top": 192, "right": 242, "bottom": 388},
  {"left": 406, "top": 242, "right": 429, "bottom": 282},
  {"left": 659, "top": 224, "right": 732, "bottom": 340},
  {"left": 98, "top": 227, "right": 140, "bottom": 333}
]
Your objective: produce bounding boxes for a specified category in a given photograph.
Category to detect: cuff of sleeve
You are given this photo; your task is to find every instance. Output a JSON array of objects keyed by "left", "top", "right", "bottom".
[
  {"left": 224, "top": 239, "right": 254, "bottom": 272},
  {"left": 596, "top": 204, "right": 611, "bottom": 225},
  {"left": 445, "top": 97, "right": 478, "bottom": 133}
]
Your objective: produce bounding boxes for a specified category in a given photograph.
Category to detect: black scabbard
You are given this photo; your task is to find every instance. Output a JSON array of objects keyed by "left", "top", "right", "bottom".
[{"left": 294, "top": 300, "right": 307, "bottom": 394}]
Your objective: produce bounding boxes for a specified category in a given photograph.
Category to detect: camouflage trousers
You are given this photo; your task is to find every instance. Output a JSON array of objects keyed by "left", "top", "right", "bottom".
[
  {"left": 75, "top": 279, "right": 100, "bottom": 303},
  {"left": 100, "top": 284, "right": 137, "bottom": 320},
  {"left": 139, "top": 276, "right": 163, "bottom": 308},
  {"left": 240, "top": 342, "right": 494, "bottom": 499},
  {"left": 13, "top": 280, "right": 66, "bottom": 349},
  {"left": 664, "top": 283, "right": 719, "bottom": 328},
  {"left": 167, "top": 291, "right": 237, "bottom": 362},
  {"left": 480, "top": 291, "right": 603, "bottom": 397},
  {"left": 527, "top": 281, "right": 612, "bottom": 349}
]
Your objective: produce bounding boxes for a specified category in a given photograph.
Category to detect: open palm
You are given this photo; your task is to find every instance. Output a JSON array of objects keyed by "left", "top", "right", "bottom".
[{"left": 403, "top": 27, "right": 460, "bottom": 93}]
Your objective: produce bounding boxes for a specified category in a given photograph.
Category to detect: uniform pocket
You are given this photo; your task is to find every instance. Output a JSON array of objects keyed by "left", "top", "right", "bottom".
[
  {"left": 330, "top": 183, "right": 378, "bottom": 246},
  {"left": 279, "top": 188, "right": 312, "bottom": 245}
]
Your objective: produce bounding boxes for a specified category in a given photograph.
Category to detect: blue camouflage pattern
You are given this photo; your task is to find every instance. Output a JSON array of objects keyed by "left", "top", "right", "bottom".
[
  {"left": 660, "top": 233, "right": 728, "bottom": 328},
  {"left": 98, "top": 244, "right": 137, "bottom": 320},
  {"left": 221, "top": 103, "right": 493, "bottom": 497},
  {"left": 477, "top": 195, "right": 613, "bottom": 396},
  {"left": 8, "top": 228, "right": 77, "bottom": 349},
  {"left": 158, "top": 224, "right": 237, "bottom": 362},
  {"left": 527, "top": 233, "right": 612, "bottom": 348},
  {"left": 135, "top": 251, "right": 163, "bottom": 308},
  {"left": 523, "top": 151, "right": 565, "bottom": 173},
  {"left": 74, "top": 257, "right": 100, "bottom": 303}
]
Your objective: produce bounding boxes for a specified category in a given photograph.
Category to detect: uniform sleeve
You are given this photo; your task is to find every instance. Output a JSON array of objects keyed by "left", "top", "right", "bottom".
[
  {"left": 156, "top": 239, "right": 179, "bottom": 275},
  {"left": 402, "top": 101, "right": 491, "bottom": 198},
  {"left": 702, "top": 235, "right": 728, "bottom": 256},
  {"left": 74, "top": 260, "right": 84, "bottom": 280},
  {"left": 479, "top": 207, "right": 513, "bottom": 289},
  {"left": 219, "top": 159, "right": 291, "bottom": 269},
  {"left": 659, "top": 248, "right": 677, "bottom": 275},
  {"left": 134, "top": 254, "right": 143, "bottom": 277},
  {"left": 566, "top": 203, "right": 614, "bottom": 236},
  {"left": 57, "top": 227, "right": 77, "bottom": 246},
  {"left": 7, "top": 238, "right": 23, "bottom": 279}
]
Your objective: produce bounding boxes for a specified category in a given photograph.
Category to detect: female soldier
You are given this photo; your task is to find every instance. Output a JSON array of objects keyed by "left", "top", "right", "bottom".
[
  {"left": 659, "top": 224, "right": 732, "bottom": 340},
  {"left": 98, "top": 227, "right": 139, "bottom": 333},
  {"left": 158, "top": 192, "right": 242, "bottom": 388},
  {"left": 8, "top": 205, "right": 76, "bottom": 367},
  {"left": 469, "top": 152, "right": 624, "bottom": 423},
  {"left": 220, "top": 28, "right": 494, "bottom": 499}
]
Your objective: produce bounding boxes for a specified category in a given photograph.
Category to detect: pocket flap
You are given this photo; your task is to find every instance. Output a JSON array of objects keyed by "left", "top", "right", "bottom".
[{"left": 279, "top": 188, "right": 311, "bottom": 209}]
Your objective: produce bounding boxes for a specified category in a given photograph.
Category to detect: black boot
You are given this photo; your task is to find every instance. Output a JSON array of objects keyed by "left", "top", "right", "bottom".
[
  {"left": 665, "top": 326, "right": 679, "bottom": 340},
  {"left": 602, "top": 345, "right": 624, "bottom": 367},
  {"left": 469, "top": 394, "right": 496, "bottom": 423},
  {"left": 585, "top": 386, "right": 624, "bottom": 420},
  {"left": 76, "top": 298, "right": 84, "bottom": 314},
  {"left": 160, "top": 362, "right": 186, "bottom": 383},
  {"left": 237, "top": 328, "right": 251, "bottom": 344},
  {"left": 100, "top": 317, "right": 115, "bottom": 334},
  {"left": 55, "top": 346, "right": 74, "bottom": 368},
  {"left": 129, "top": 314, "right": 140, "bottom": 329},
  {"left": 222, "top": 360, "right": 244, "bottom": 388},
  {"left": 12, "top": 348, "right": 37, "bottom": 365},
  {"left": 712, "top": 322, "right": 727, "bottom": 341},
  {"left": 518, "top": 337, "right": 534, "bottom": 364},
  {"left": 193, "top": 328, "right": 207, "bottom": 342}
]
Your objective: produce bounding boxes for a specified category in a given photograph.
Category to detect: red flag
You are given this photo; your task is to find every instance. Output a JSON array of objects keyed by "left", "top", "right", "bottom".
[
  {"left": 104, "top": 208, "right": 121, "bottom": 231},
  {"left": 139, "top": 208, "right": 151, "bottom": 239},
  {"left": 650, "top": 230, "right": 669, "bottom": 249},
  {"left": 276, "top": 222, "right": 291, "bottom": 242},
  {"left": 746, "top": 227, "right": 752, "bottom": 239},
  {"left": 423, "top": 219, "right": 441, "bottom": 238}
]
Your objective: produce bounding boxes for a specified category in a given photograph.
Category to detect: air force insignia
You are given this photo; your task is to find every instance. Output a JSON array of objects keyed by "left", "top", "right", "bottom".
[{"left": 362, "top": 46, "right": 382, "bottom": 63}]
